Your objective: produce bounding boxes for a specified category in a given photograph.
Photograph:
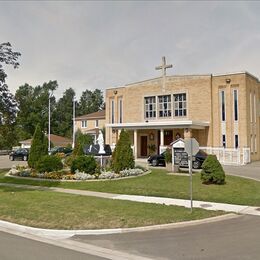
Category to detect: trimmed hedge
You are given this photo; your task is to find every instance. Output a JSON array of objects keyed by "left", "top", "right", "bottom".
[
  {"left": 36, "top": 155, "right": 63, "bottom": 173},
  {"left": 201, "top": 154, "right": 226, "bottom": 185},
  {"left": 71, "top": 155, "right": 97, "bottom": 174}
]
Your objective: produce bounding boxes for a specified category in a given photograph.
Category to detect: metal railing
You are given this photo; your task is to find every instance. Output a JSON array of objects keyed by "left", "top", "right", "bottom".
[{"left": 199, "top": 147, "right": 251, "bottom": 166}]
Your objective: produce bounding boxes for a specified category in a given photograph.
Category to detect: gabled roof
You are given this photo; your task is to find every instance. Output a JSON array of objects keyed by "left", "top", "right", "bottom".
[
  {"left": 19, "top": 134, "right": 72, "bottom": 146},
  {"left": 75, "top": 110, "right": 105, "bottom": 120}
]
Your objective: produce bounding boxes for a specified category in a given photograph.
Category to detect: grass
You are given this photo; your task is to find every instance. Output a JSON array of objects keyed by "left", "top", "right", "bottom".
[
  {"left": 0, "top": 186, "right": 223, "bottom": 229},
  {"left": 1, "top": 168, "right": 260, "bottom": 206}
]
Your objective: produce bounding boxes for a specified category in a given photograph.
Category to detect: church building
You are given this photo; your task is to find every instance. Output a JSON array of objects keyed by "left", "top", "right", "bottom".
[{"left": 105, "top": 57, "right": 260, "bottom": 164}]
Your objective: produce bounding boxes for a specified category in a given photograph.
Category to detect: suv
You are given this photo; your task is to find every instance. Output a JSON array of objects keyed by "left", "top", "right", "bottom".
[
  {"left": 9, "top": 148, "right": 29, "bottom": 161},
  {"left": 50, "top": 146, "right": 72, "bottom": 156}
]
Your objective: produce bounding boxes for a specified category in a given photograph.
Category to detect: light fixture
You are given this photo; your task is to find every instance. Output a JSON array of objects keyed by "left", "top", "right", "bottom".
[
  {"left": 113, "top": 90, "right": 118, "bottom": 95},
  {"left": 149, "top": 132, "right": 154, "bottom": 141},
  {"left": 226, "top": 78, "right": 231, "bottom": 84}
]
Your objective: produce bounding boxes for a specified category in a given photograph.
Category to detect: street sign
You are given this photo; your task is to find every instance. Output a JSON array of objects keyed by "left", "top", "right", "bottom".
[{"left": 184, "top": 138, "right": 199, "bottom": 156}]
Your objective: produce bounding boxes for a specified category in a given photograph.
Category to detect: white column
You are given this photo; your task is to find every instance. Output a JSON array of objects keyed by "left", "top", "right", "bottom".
[
  {"left": 160, "top": 129, "right": 164, "bottom": 146},
  {"left": 134, "top": 129, "right": 138, "bottom": 159}
]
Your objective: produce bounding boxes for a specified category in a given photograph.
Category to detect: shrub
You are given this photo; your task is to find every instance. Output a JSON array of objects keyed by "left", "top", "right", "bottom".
[
  {"left": 164, "top": 148, "right": 172, "bottom": 163},
  {"left": 71, "top": 155, "right": 97, "bottom": 174},
  {"left": 111, "top": 129, "right": 135, "bottom": 173},
  {"left": 74, "top": 170, "right": 95, "bottom": 180},
  {"left": 201, "top": 155, "right": 226, "bottom": 185},
  {"left": 36, "top": 155, "right": 63, "bottom": 173},
  {"left": 64, "top": 155, "right": 74, "bottom": 167},
  {"left": 28, "top": 124, "right": 48, "bottom": 169},
  {"left": 119, "top": 168, "right": 144, "bottom": 177}
]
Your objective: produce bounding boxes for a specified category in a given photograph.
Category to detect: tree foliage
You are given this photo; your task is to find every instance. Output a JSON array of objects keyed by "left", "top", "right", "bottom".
[
  {"left": 0, "top": 42, "right": 20, "bottom": 149},
  {"left": 28, "top": 124, "right": 48, "bottom": 169},
  {"left": 201, "top": 155, "right": 226, "bottom": 185},
  {"left": 77, "top": 89, "right": 104, "bottom": 116},
  {"left": 111, "top": 129, "right": 135, "bottom": 173}
]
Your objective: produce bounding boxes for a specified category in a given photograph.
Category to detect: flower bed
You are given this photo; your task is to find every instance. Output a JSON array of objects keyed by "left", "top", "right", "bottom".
[{"left": 7, "top": 165, "right": 147, "bottom": 181}]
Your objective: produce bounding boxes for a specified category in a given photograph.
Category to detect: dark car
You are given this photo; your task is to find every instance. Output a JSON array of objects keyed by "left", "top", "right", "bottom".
[
  {"left": 50, "top": 146, "right": 73, "bottom": 156},
  {"left": 147, "top": 151, "right": 166, "bottom": 166},
  {"left": 179, "top": 150, "right": 208, "bottom": 169},
  {"left": 9, "top": 148, "right": 29, "bottom": 161}
]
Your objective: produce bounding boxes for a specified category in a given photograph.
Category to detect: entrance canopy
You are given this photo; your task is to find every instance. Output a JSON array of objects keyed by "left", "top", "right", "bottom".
[{"left": 106, "top": 120, "right": 209, "bottom": 130}]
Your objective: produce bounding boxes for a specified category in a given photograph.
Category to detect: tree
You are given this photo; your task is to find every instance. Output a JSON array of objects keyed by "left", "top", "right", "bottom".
[
  {"left": 111, "top": 129, "right": 135, "bottom": 173},
  {"left": 51, "top": 88, "right": 76, "bottom": 138},
  {"left": 72, "top": 129, "right": 93, "bottom": 156},
  {"left": 0, "top": 42, "right": 21, "bottom": 149},
  {"left": 77, "top": 89, "right": 104, "bottom": 116},
  {"left": 15, "top": 81, "right": 57, "bottom": 138},
  {"left": 201, "top": 155, "right": 226, "bottom": 185},
  {"left": 28, "top": 124, "right": 48, "bottom": 169}
]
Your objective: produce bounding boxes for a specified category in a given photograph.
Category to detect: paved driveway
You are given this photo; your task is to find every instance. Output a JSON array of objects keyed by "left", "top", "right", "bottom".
[
  {"left": 0, "top": 155, "right": 27, "bottom": 169},
  {"left": 224, "top": 161, "right": 260, "bottom": 181}
]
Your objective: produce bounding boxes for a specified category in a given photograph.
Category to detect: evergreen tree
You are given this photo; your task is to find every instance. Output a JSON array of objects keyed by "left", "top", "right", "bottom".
[
  {"left": 111, "top": 129, "right": 135, "bottom": 173},
  {"left": 28, "top": 124, "right": 48, "bottom": 168},
  {"left": 201, "top": 155, "right": 226, "bottom": 185}
]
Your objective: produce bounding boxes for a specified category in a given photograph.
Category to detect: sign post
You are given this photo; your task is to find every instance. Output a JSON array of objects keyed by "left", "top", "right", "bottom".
[{"left": 184, "top": 138, "right": 199, "bottom": 213}]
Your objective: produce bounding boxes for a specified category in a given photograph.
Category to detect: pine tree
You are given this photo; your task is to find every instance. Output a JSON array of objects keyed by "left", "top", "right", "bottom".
[
  {"left": 112, "top": 129, "right": 135, "bottom": 173},
  {"left": 28, "top": 124, "right": 48, "bottom": 168}
]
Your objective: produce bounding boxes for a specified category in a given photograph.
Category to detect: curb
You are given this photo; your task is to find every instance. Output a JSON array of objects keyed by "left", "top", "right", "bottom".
[{"left": 0, "top": 213, "right": 239, "bottom": 239}]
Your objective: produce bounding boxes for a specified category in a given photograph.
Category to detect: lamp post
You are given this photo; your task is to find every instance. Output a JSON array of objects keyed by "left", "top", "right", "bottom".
[
  {"left": 72, "top": 96, "right": 76, "bottom": 149},
  {"left": 48, "top": 90, "right": 53, "bottom": 155}
]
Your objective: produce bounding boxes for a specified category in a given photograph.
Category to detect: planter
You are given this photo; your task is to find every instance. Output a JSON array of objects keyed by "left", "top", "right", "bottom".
[{"left": 165, "top": 162, "right": 173, "bottom": 172}]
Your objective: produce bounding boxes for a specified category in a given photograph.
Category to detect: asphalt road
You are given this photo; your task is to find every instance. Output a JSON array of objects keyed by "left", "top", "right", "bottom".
[
  {"left": 0, "top": 155, "right": 27, "bottom": 169},
  {"left": 73, "top": 215, "right": 260, "bottom": 260},
  {"left": 0, "top": 230, "right": 107, "bottom": 260}
]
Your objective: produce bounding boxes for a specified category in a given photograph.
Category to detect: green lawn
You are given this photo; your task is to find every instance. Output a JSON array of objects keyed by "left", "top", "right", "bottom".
[
  {"left": 1, "top": 168, "right": 260, "bottom": 206},
  {"left": 0, "top": 186, "right": 223, "bottom": 229}
]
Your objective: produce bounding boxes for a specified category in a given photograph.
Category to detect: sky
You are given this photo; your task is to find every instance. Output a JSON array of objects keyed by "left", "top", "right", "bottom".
[{"left": 1, "top": 1, "right": 260, "bottom": 99}]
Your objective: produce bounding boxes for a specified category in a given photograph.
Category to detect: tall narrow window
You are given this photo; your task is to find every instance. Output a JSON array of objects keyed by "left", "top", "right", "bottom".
[
  {"left": 95, "top": 120, "right": 99, "bottom": 128},
  {"left": 173, "top": 93, "right": 187, "bottom": 117},
  {"left": 118, "top": 98, "right": 123, "bottom": 123},
  {"left": 235, "top": 134, "right": 239, "bottom": 149},
  {"left": 253, "top": 92, "right": 256, "bottom": 123},
  {"left": 81, "top": 120, "right": 87, "bottom": 128},
  {"left": 250, "top": 92, "right": 253, "bottom": 123},
  {"left": 111, "top": 99, "right": 114, "bottom": 124},
  {"left": 158, "top": 95, "right": 171, "bottom": 117},
  {"left": 144, "top": 96, "right": 156, "bottom": 119},
  {"left": 233, "top": 89, "right": 238, "bottom": 121},
  {"left": 220, "top": 90, "right": 226, "bottom": 121},
  {"left": 251, "top": 135, "right": 254, "bottom": 153},
  {"left": 255, "top": 135, "right": 257, "bottom": 153},
  {"left": 222, "top": 134, "right": 226, "bottom": 148}
]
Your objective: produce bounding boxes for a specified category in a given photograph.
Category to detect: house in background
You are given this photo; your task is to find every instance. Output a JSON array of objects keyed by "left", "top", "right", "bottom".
[
  {"left": 105, "top": 57, "right": 260, "bottom": 165},
  {"left": 20, "top": 134, "right": 72, "bottom": 148},
  {"left": 75, "top": 110, "right": 105, "bottom": 144}
]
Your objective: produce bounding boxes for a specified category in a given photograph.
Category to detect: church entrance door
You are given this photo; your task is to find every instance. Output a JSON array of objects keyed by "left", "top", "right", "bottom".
[{"left": 140, "top": 136, "right": 148, "bottom": 157}]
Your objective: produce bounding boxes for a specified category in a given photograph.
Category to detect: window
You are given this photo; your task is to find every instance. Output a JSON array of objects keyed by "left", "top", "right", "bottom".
[
  {"left": 220, "top": 90, "right": 226, "bottom": 121},
  {"left": 111, "top": 99, "right": 115, "bottom": 124},
  {"left": 235, "top": 134, "right": 239, "bottom": 149},
  {"left": 173, "top": 93, "right": 187, "bottom": 117},
  {"left": 254, "top": 92, "right": 256, "bottom": 123},
  {"left": 81, "top": 120, "right": 87, "bottom": 128},
  {"left": 95, "top": 120, "right": 99, "bottom": 128},
  {"left": 250, "top": 92, "right": 253, "bottom": 123},
  {"left": 233, "top": 89, "right": 238, "bottom": 121},
  {"left": 118, "top": 98, "right": 123, "bottom": 123},
  {"left": 251, "top": 135, "right": 254, "bottom": 153},
  {"left": 222, "top": 134, "right": 226, "bottom": 148},
  {"left": 144, "top": 96, "right": 156, "bottom": 118},
  {"left": 158, "top": 95, "right": 171, "bottom": 117},
  {"left": 255, "top": 135, "right": 257, "bottom": 153}
]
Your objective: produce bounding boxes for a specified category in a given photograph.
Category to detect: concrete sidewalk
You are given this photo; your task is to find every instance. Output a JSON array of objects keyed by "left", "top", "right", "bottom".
[{"left": 1, "top": 182, "right": 259, "bottom": 216}]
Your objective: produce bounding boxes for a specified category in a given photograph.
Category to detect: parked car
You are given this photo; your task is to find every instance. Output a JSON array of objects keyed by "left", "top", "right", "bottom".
[
  {"left": 147, "top": 151, "right": 166, "bottom": 166},
  {"left": 50, "top": 146, "right": 72, "bottom": 156},
  {"left": 179, "top": 150, "right": 208, "bottom": 169},
  {"left": 148, "top": 150, "right": 208, "bottom": 169},
  {"left": 9, "top": 148, "right": 29, "bottom": 161}
]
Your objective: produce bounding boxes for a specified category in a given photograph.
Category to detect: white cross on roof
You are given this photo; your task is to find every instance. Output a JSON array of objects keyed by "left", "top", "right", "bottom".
[{"left": 155, "top": 56, "right": 173, "bottom": 77}]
